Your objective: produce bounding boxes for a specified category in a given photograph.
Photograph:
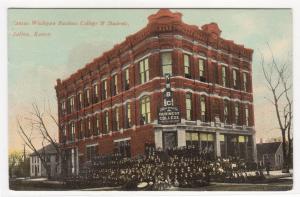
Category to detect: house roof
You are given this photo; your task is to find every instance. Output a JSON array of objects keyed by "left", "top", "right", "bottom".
[
  {"left": 30, "top": 143, "right": 58, "bottom": 156},
  {"left": 257, "top": 142, "right": 282, "bottom": 158}
]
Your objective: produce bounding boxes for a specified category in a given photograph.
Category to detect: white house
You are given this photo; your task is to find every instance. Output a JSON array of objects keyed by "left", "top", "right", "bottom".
[{"left": 29, "top": 144, "right": 60, "bottom": 178}]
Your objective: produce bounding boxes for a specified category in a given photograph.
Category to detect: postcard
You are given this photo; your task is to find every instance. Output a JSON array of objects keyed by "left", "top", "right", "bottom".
[{"left": 8, "top": 8, "right": 293, "bottom": 191}]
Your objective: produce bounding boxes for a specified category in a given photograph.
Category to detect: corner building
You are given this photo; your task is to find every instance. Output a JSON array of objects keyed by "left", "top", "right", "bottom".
[{"left": 55, "top": 9, "right": 257, "bottom": 175}]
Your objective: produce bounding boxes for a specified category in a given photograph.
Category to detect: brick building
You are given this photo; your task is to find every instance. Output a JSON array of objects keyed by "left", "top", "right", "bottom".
[{"left": 55, "top": 9, "right": 256, "bottom": 175}]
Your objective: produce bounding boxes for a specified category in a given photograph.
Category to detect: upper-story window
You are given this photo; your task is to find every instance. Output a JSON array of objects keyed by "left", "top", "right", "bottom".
[
  {"left": 222, "top": 66, "right": 228, "bottom": 87},
  {"left": 78, "top": 120, "right": 83, "bottom": 140},
  {"left": 111, "top": 74, "right": 118, "bottom": 96},
  {"left": 61, "top": 125, "right": 66, "bottom": 143},
  {"left": 123, "top": 68, "right": 130, "bottom": 91},
  {"left": 224, "top": 100, "right": 229, "bottom": 124},
  {"left": 233, "top": 69, "right": 238, "bottom": 89},
  {"left": 214, "top": 63, "right": 219, "bottom": 84},
  {"left": 161, "top": 52, "right": 172, "bottom": 76},
  {"left": 140, "top": 96, "right": 151, "bottom": 125},
  {"left": 124, "top": 103, "right": 131, "bottom": 129},
  {"left": 186, "top": 93, "right": 193, "bottom": 121},
  {"left": 92, "top": 84, "right": 99, "bottom": 103},
  {"left": 199, "top": 59, "right": 206, "bottom": 82},
  {"left": 96, "top": 115, "right": 100, "bottom": 135},
  {"left": 77, "top": 92, "right": 83, "bottom": 110},
  {"left": 113, "top": 108, "right": 120, "bottom": 131},
  {"left": 70, "top": 96, "right": 75, "bottom": 113},
  {"left": 92, "top": 115, "right": 100, "bottom": 136},
  {"left": 139, "top": 58, "right": 149, "bottom": 84},
  {"left": 184, "top": 54, "right": 191, "bottom": 78},
  {"left": 85, "top": 118, "right": 92, "bottom": 138},
  {"left": 101, "top": 80, "right": 107, "bottom": 100},
  {"left": 61, "top": 101, "right": 66, "bottom": 115},
  {"left": 103, "top": 111, "right": 109, "bottom": 134},
  {"left": 234, "top": 102, "right": 239, "bottom": 125},
  {"left": 200, "top": 95, "right": 206, "bottom": 122},
  {"left": 70, "top": 122, "right": 75, "bottom": 142},
  {"left": 245, "top": 105, "right": 249, "bottom": 126},
  {"left": 84, "top": 88, "right": 91, "bottom": 107},
  {"left": 242, "top": 72, "right": 248, "bottom": 92}
]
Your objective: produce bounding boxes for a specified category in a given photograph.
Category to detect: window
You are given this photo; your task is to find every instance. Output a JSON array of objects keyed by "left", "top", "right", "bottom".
[
  {"left": 214, "top": 63, "right": 219, "bottom": 84},
  {"left": 103, "top": 111, "right": 109, "bottom": 134},
  {"left": 123, "top": 68, "right": 130, "bottom": 90},
  {"left": 140, "top": 96, "right": 151, "bottom": 125},
  {"left": 222, "top": 66, "right": 227, "bottom": 87},
  {"left": 61, "top": 101, "right": 66, "bottom": 115},
  {"left": 186, "top": 132, "right": 199, "bottom": 148},
  {"left": 243, "top": 72, "right": 248, "bottom": 92},
  {"left": 88, "top": 118, "right": 92, "bottom": 137},
  {"left": 224, "top": 100, "right": 229, "bottom": 124},
  {"left": 199, "top": 59, "right": 206, "bottom": 82},
  {"left": 111, "top": 75, "right": 118, "bottom": 96},
  {"left": 200, "top": 133, "right": 215, "bottom": 153},
  {"left": 70, "top": 122, "right": 75, "bottom": 142},
  {"left": 84, "top": 88, "right": 90, "bottom": 107},
  {"left": 161, "top": 52, "right": 172, "bottom": 76},
  {"left": 67, "top": 96, "right": 75, "bottom": 113},
  {"left": 77, "top": 92, "right": 83, "bottom": 110},
  {"left": 139, "top": 58, "right": 149, "bottom": 84},
  {"left": 77, "top": 120, "right": 83, "bottom": 139},
  {"left": 186, "top": 93, "right": 192, "bottom": 121},
  {"left": 86, "top": 145, "right": 99, "bottom": 161},
  {"left": 234, "top": 103, "right": 239, "bottom": 124},
  {"left": 245, "top": 105, "right": 249, "bottom": 126},
  {"left": 92, "top": 115, "right": 100, "bottom": 136},
  {"left": 184, "top": 54, "right": 191, "bottom": 78},
  {"left": 62, "top": 126, "right": 66, "bottom": 143},
  {"left": 200, "top": 95, "right": 206, "bottom": 122},
  {"left": 125, "top": 103, "right": 131, "bottom": 128},
  {"left": 233, "top": 69, "right": 238, "bottom": 89},
  {"left": 101, "top": 80, "right": 107, "bottom": 100},
  {"left": 113, "top": 108, "right": 120, "bottom": 131},
  {"left": 96, "top": 115, "right": 100, "bottom": 135},
  {"left": 93, "top": 84, "right": 99, "bottom": 103}
]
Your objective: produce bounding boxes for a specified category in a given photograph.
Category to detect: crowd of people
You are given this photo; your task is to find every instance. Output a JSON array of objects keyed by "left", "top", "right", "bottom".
[{"left": 65, "top": 145, "right": 265, "bottom": 190}]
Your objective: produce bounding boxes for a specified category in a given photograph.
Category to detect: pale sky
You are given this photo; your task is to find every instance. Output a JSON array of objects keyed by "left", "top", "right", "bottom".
[{"left": 8, "top": 9, "right": 292, "bottom": 152}]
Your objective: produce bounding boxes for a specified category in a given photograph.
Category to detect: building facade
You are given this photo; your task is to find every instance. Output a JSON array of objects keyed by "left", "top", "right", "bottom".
[{"left": 55, "top": 9, "right": 256, "bottom": 175}]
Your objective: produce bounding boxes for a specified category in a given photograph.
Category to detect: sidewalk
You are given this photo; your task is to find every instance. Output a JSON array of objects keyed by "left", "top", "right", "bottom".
[{"left": 263, "top": 169, "right": 293, "bottom": 181}]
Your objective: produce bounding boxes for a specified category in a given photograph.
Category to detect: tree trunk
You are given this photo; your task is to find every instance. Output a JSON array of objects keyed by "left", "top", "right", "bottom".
[{"left": 281, "top": 131, "right": 289, "bottom": 172}]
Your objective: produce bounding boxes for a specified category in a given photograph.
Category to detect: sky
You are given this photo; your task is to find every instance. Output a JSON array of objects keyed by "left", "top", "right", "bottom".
[{"left": 8, "top": 9, "right": 293, "bottom": 153}]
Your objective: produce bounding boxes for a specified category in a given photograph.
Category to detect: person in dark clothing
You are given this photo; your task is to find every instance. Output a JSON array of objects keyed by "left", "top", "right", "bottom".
[{"left": 265, "top": 161, "right": 271, "bottom": 175}]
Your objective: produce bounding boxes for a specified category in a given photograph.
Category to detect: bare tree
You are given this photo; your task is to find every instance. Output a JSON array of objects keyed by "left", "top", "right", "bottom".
[
  {"left": 261, "top": 44, "right": 293, "bottom": 172},
  {"left": 17, "top": 102, "right": 62, "bottom": 179}
]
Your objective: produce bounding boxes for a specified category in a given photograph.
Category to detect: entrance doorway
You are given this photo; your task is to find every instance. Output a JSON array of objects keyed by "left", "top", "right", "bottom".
[{"left": 163, "top": 131, "right": 178, "bottom": 150}]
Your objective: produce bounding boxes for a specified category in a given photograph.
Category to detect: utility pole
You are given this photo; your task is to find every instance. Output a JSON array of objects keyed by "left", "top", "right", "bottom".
[{"left": 23, "top": 144, "right": 26, "bottom": 177}]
